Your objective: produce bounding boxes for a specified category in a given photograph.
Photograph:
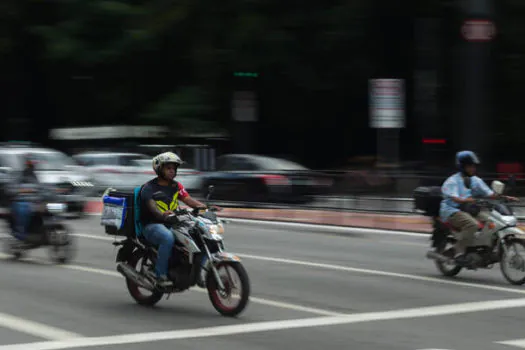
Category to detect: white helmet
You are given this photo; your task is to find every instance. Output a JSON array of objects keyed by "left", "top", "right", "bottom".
[{"left": 152, "top": 152, "right": 183, "bottom": 176}]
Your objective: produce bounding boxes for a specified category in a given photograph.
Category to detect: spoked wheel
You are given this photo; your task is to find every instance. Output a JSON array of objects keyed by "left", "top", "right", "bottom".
[
  {"left": 126, "top": 251, "right": 164, "bottom": 306},
  {"left": 500, "top": 240, "right": 525, "bottom": 285},
  {"left": 2, "top": 236, "right": 26, "bottom": 260},
  {"left": 435, "top": 240, "right": 463, "bottom": 277},
  {"left": 207, "top": 261, "right": 250, "bottom": 317},
  {"left": 47, "top": 225, "right": 75, "bottom": 264}
]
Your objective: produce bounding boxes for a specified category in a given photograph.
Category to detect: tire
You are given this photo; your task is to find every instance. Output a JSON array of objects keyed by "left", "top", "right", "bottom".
[
  {"left": 125, "top": 250, "right": 164, "bottom": 306},
  {"left": 435, "top": 240, "right": 463, "bottom": 277},
  {"left": 207, "top": 261, "right": 250, "bottom": 317},
  {"left": 47, "top": 225, "right": 76, "bottom": 264},
  {"left": 500, "top": 239, "right": 525, "bottom": 285}
]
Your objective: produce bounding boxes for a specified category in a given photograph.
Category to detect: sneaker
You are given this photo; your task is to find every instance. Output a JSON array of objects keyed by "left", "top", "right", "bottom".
[{"left": 155, "top": 275, "right": 174, "bottom": 289}]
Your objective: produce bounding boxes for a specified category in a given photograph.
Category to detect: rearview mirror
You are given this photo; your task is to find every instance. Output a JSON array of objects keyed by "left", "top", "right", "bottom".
[
  {"left": 206, "top": 185, "right": 214, "bottom": 202},
  {"left": 491, "top": 180, "right": 506, "bottom": 195},
  {"left": 507, "top": 174, "right": 517, "bottom": 190}
]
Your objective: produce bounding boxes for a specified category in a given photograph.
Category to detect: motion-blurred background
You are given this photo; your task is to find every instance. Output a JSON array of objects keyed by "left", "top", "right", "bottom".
[{"left": 1, "top": 0, "right": 524, "bottom": 215}]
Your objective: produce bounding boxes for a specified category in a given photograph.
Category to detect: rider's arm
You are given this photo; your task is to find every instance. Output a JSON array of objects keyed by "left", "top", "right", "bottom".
[
  {"left": 442, "top": 176, "right": 475, "bottom": 204},
  {"left": 177, "top": 182, "right": 207, "bottom": 209},
  {"left": 145, "top": 199, "right": 173, "bottom": 222},
  {"left": 180, "top": 195, "right": 207, "bottom": 209}
]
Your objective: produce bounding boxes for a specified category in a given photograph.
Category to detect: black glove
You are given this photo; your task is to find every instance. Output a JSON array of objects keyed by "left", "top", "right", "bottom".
[{"left": 164, "top": 214, "right": 179, "bottom": 225}]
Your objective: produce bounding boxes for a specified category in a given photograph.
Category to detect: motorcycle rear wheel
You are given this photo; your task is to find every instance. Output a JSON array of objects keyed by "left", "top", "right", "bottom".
[
  {"left": 435, "top": 240, "right": 463, "bottom": 277},
  {"left": 125, "top": 250, "right": 164, "bottom": 306}
]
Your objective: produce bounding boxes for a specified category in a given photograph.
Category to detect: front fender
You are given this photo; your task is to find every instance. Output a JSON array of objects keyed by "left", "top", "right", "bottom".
[
  {"left": 501, "top": 227, "right": 525, "bottom": 242},
  {"left": 211, "top": 252, "right": 242, "bottom": 263}
]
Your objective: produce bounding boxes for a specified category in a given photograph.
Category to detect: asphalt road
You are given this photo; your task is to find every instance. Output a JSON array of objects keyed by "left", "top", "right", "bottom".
[{"left": 2, "top": 217, "right": 525, "bottom": 349}]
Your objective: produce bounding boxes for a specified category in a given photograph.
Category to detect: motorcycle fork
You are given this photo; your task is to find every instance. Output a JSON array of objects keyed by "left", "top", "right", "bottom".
[{"left": 199, "top": 236, "right": 226, "bottom": 291}]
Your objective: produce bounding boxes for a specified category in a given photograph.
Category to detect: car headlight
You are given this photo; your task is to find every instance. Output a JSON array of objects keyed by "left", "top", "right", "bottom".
[{"left": 46, "top": 203, "right": 67, "bottom": 213}]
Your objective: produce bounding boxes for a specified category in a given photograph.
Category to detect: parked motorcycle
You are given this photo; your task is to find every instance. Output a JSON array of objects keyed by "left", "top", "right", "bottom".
[
  {"left": 105, "top": 185, "right": 251, "bottom": 317},
  {"left": 2, "top": 183, "right": 75, "bottom": 263},
  {"left": 414, "top": 179, "right": 525, "bottom": 285}
]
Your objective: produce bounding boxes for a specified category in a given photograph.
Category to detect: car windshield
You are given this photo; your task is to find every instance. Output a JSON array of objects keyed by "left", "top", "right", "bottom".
[
  {"left": 29, "top": 152, "right": 77, "bottom": 170},
  {"left": 255, "top": 157, "right": 309, "bottom": 171},
  {"left": 132, "top": 159, "right": 151, "bottom": 168}
]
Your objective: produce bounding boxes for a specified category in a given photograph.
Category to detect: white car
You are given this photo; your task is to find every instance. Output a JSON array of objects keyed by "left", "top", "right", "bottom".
[
  {"left": 73, "top": 152, "right": 203, "bottom": 194},
  {"left": 0, "top": 144, "right": 95, "bottom": 215},
  {"left": 132, "top": 159, "right": 203, "bottom": 192}
]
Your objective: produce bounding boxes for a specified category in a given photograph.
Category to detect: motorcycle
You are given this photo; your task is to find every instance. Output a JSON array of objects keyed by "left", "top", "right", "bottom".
[
  {"left": 107, "top": 185, "right": 251, "bottom": 317},
  {"left": 2, "top": 183, "right": 75, "bottom": 264},
  {"left": 414, "top": 179, "right": 525, "bottom": 285}
]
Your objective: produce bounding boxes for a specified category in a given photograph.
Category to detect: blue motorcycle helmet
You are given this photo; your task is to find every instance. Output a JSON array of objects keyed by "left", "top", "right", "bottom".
[{"left": 456, "top": 150, "right": 480, "bottom": 178}]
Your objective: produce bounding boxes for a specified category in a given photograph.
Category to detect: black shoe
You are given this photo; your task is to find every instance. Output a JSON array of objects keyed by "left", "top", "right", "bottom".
[{"left": 454, "top": 254, "right": 470, "bottom": 267}]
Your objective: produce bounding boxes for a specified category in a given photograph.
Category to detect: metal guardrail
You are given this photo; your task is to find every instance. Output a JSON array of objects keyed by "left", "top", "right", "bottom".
[{"left": 204, "top": 195, "right": 525, "bottom": 220}]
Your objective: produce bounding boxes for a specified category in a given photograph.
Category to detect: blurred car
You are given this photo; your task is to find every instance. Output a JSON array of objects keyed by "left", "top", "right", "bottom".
[
  {"left": 202, "top": 154, "right": 333, "bottom": 203},
  {"left": 73, "top": 152, "right": 203, "bottom": 194},
  {"left": 0, "top": 143, "right": 96, "bottom": 215},
  {"left": 72, "top": 152, "right": 153, "bottom": 194},
  {"left": 131, "top": 159, "right": 203, "bottom": 192}
]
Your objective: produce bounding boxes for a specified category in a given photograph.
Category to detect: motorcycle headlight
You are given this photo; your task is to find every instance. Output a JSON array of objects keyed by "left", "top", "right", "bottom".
[
  {"left": 46, "top": 203, "right": 67, "bottom": 214},
  {"left": 208, "top": 223, "right": 224, "bottom": 235}
]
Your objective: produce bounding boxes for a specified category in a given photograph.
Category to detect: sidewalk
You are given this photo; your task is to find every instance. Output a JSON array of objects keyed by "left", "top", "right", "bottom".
[{"left": 84, "top": 201, "right": 434, "bottom": 233}]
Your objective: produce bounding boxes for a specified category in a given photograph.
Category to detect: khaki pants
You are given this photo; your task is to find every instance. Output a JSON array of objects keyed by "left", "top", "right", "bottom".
[{"left": 448, "top": 210, "right": 490, "bottom": 255}]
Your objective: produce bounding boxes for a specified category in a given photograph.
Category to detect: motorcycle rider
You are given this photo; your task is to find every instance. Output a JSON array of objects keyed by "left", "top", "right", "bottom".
[
  {"left": 440, "top": 150, "right": 519, "bottom": 265},
  {"left": 10, "top": 154, "right": 41, "bottom": 242},
  {"left": 139, "top": 151, "right": 215, "bottom": 289}
]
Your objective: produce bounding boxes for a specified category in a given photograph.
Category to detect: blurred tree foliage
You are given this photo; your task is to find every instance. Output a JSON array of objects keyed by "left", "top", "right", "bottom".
[
  {"left": 1, "top": 0, "right": 524, "bottom": 165},
  {"left": 0, "top": 0, "right": 374, "bottom": 160}
]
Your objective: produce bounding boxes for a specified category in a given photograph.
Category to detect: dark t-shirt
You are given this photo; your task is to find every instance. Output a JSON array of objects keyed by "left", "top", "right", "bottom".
[{"left": 140, "top": 178, "right": 189, "bottom": 225}]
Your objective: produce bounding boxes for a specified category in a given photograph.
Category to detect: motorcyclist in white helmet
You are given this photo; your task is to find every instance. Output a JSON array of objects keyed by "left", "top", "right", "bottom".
[{"left": 139, "top": 152, "right": 215, "bottom": 289}]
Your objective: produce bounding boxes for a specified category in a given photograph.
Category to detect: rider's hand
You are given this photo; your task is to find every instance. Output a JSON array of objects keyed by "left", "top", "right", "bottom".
[
  {"left": 505, "top": 196, "right": 520, "bottom": 202},
  {"left": 208, "top": 205, "right": 223, "bottom": 212},
  {"left": 463, "top": 197, "right": 476, "bottom": 203},
  {"left": 162, "top": 210, "right": 175, "bottom": 217}
]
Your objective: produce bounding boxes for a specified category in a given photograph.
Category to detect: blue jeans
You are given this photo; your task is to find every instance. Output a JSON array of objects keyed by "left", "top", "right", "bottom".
[
  {"left": 142, "top": 224, "right": 175, "bottom": 277},
  {"left": 11, "top": 201, "right": 33, "bottom": 241}
]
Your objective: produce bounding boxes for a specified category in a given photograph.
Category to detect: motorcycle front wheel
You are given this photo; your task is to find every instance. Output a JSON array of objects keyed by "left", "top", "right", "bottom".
[
  {"left": 47, "top": 224, "right": 75, "bottom": 264},
  {"left": 500, "top": 239, "right": 525, "bottom": 285},
  {"left": 206, "top": 261, "right": 250, "bottom": 317}
]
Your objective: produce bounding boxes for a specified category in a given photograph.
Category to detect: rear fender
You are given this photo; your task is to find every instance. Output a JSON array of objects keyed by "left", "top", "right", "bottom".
[{"left": 116, "top": 241, "right": 136, "bottom": 262}]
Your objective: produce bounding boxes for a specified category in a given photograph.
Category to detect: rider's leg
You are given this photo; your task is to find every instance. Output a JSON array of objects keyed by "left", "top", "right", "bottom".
[
  {"left": 143, "top": 224, "right": 175, "bottom": 288},
  {"left": 448, "top": 211, "right": 479, "bottom": 258}
]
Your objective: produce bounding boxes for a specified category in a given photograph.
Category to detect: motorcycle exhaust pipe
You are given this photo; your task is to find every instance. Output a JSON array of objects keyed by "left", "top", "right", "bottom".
[
  {"left": 116, "top": 262, "right": 155, "bottom": 291},
  {"left": 426, "top": 251, "right": 452, "bottom": 264}
]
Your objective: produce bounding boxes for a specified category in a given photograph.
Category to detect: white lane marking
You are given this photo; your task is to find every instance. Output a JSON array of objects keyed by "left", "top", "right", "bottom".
[
  {"left": 0, "top": 312, "right": 81, "bottom": 341},
  {"left": 496, "top": 339, "right": 525, "bottom": 348},
  {"left": 71, "top": 233, "right": 525, "bottom": 296},
  {"left": 233, "top": 252, "right": 525, "bottom": 297},
  {"left": 0, "top": 254, "right": 342, "bottom": 317},
  {"left": 4, "top": 297, "right": 525, "bottom": 350},
  {"left": 71, "top": 233, "right": 114, "bottom": 242}
]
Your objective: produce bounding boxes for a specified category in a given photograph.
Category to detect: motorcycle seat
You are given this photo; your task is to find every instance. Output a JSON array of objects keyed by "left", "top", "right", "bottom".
[{"left": 437, "top": 218, "right": 484, "bottom": 232}]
